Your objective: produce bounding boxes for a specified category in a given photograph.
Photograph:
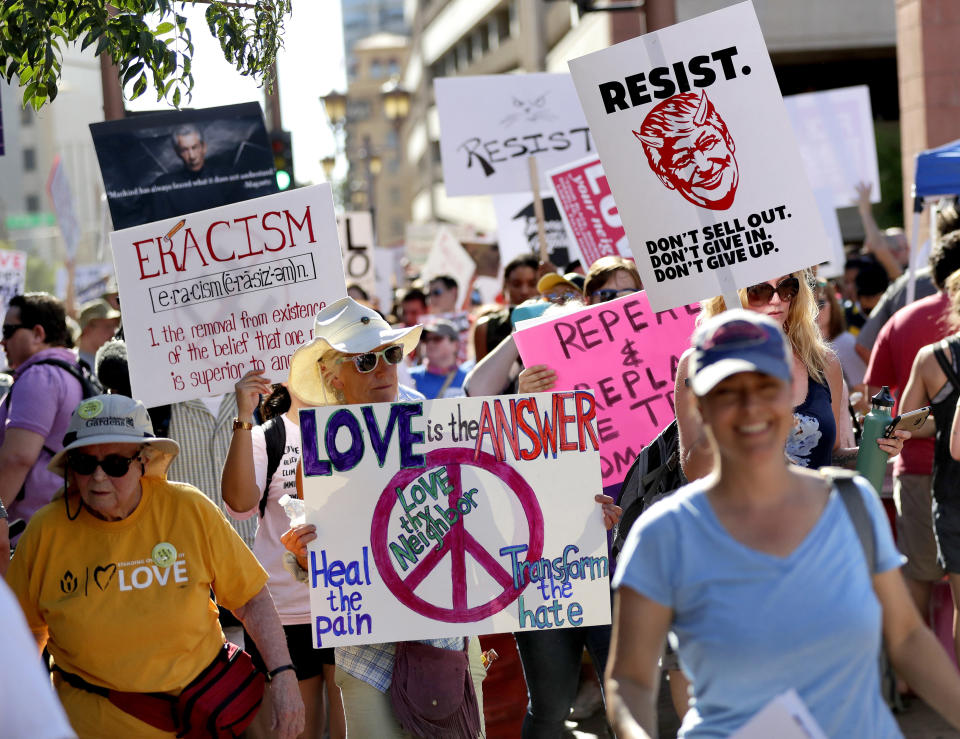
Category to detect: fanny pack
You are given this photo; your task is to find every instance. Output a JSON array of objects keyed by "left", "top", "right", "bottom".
[
  {"left": 389, "top": 639, "right": 482, "bottom": 739},
  {"left": 54, "top": 642, "right": 264, "bottom": 738}
]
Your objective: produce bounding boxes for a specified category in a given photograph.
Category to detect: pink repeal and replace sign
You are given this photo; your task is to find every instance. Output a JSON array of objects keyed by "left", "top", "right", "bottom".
[
  {"left": 550, "top": 156, "right": 629, "bottom": 266},
  {"left": 514, "top": 292, "right": 698, "bottom": 490},
  {"left": 370, "top": 447, "right": 545, "bottom": 623}
]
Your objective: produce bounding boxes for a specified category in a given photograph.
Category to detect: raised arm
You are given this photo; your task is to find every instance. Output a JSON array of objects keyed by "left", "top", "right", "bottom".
[
  {"left": 464, "top": 333, "right": 520, "bottom": 397},
  {"left": 855, "top": 182, "right": 903, "bottom": 280},
  {"left": 220, "top": 370, "right": 272, "bottom": 513}
]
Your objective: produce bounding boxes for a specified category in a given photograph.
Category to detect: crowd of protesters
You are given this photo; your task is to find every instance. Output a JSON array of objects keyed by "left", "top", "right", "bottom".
[{"left": 8, "top": 188, "right": 960, "bottom": 739}]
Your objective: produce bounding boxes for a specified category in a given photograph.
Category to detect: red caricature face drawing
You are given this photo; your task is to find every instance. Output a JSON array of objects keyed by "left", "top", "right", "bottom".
[{"left": 633, "top": 91, "right": 739, "bottom": 211}]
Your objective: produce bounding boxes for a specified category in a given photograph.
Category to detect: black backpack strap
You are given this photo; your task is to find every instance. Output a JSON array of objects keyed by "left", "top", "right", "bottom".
[
  {"left": 933, "top": 339, "right": 960, "bottom": 392},
  {"left": 823, "top": 467, "right": 875, "bottom": 571},
  {"left": 261, "top": 416, "right": 287, "bottom": 517}
]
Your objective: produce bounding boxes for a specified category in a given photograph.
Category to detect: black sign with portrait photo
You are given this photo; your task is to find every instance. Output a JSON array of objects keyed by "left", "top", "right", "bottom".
[{"left": 90, "top": 102, "right": 278, "bottom": 230}]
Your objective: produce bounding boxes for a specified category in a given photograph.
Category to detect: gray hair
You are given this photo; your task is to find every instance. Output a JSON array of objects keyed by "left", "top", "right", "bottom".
[{"left": 171, "top": 124, "right": 203, "bottom": 149}]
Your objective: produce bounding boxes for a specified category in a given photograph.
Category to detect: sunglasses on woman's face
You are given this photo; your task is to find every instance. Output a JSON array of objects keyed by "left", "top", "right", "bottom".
[
  {"left": 746, "top": 276, "right": 800, "bottom": 307},
  {"left": 591, "top": 287, "right": 638, "bottom": 303},
  {"left": 68, "top": 452, "right": 140, "bottom": 477},
  {"left": 337, "top": 344, "right": 405, "bottom": 374}
]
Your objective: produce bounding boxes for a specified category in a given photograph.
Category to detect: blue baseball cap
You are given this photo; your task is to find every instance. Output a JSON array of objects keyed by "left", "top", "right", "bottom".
[{"left": 690, "top": 309, "right": 792, "bottom": 396}]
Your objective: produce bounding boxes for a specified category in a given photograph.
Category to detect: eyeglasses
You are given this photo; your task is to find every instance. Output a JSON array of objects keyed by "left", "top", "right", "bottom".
[
  {"left": 816, "top": 299, "right": 828, "bottom": 310},
  {"left": 429, "top": 287, "right": 447, "bottom": 297},
  {"left": 745, "top": 277, "right": 800, "bottom": 307},
  {"left": 68, "top": 452, "right": 141, "bottom": 477},
  {"left": 591, "top": 288, "right": 638, "bottom": 303},
  {"left": 1, "top": 323, "right": 27, "bottom": 340},
  {"left": 337, "top": 344, "right": 405, "bottom": 373}
]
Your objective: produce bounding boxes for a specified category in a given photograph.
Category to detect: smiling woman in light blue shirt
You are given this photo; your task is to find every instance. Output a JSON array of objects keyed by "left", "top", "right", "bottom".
[{"left": 605, "top": 310, "right": 960, "bottom": 738}]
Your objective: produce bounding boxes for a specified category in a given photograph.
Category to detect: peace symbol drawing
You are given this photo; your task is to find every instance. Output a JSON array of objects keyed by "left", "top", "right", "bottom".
[{"left": 370, "top": 448, "right": 545, "bottom": 623}]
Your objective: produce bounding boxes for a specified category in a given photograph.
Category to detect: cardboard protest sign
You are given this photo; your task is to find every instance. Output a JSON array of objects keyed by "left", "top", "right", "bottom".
[
  {"left": 422, "top": 227, "right": 476, "bottom": 306},
  {"left": 91, "top": 102, "right": 277, "bottom": 231},
  {"left": 300, "top": 392, "right": 611, "bottom": 647},
  {"left": 337, "top": 212, "right": 376, "bottom": 300},
  {"left": 47, "top": 158, "right": 81, "bottom": 258},
  {"left": 783, "top": 85, "right": 879, "bottom": 209},
  {"left": 813, "top": 188, "right": 846, "bottom": 279},
  {"left": 0, "top": 250, "right": 26, "bottom": 369},
  {"left": 403, "top": 222, "right": 437, "bottom": 269},
  {"left": 435, "top": 73, "right": 594, "bottom": 196},
  {"left": 548, "top": 156, "right": 630, "bottom": 267},
  {"left": 568, "top": 1, "right": 831, "bottom": 311},
  {"left": 111, "top": 184, "right": 346, "bottom": 407},
  {"left": 56, "top": 263, "right": 114, "bottom": 304},
  {"left": 514, "top": 292, "right": 697, "bottom": 492},
  {"left": 493, "top": 193, "right": 580, "bottom": 271}
]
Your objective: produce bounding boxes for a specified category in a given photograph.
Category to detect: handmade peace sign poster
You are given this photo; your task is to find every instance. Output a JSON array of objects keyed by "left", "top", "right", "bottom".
[
  {"left": 567, "top": 1, "right": 831, "bottom": 312},
  {"left": 300, "top": 393, "right": 611, "bottom": 647}
]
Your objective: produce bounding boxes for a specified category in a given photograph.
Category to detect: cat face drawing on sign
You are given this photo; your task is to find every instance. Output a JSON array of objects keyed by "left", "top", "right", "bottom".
[
  {"left": 500, "top": 94, "right": 556, "bottom": 127},
  {"left": 633, "top": 91, "right": 738, "bottom": 211}
]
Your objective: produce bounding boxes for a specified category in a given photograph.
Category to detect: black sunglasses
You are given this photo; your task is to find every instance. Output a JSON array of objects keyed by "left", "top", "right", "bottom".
[
  {"left": 68, "top": 452, "right": 141, "bottom": 477},
  {"left": 746, "top": 277, "right": 800, "bottom": 307},
  {"left": 591, "top": 288, "right": 638, "bottom": 303},
  {"left": 337, "top": 344, "right": 405, "bottom": 374},
  {"left": 2, "top": 323, "right": 27, "bottom": 340}
]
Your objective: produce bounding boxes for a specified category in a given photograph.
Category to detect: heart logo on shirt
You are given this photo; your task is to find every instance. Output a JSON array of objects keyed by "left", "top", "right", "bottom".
[{"left": 94, "top": 563, "right": 117, "bottom": 591}]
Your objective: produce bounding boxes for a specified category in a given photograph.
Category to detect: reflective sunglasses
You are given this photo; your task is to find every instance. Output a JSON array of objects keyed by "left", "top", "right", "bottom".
[
  {"left": 745, "top": 276, "right": 800, "bottom": 307},
  {"left": 68, "top": 452, "right": 141, "bottom": 477},
  {"left": 337, "top": 344, "right": 405, "bottom": 373},
  {"left": 591, "top": 287, "right": 638, "bottom": 303},
  {"left": 2, "top": 323, "right": 27, "bottom": 340},
  {"left": 429, "top": 287, "right": 447, "bottom": 297}
]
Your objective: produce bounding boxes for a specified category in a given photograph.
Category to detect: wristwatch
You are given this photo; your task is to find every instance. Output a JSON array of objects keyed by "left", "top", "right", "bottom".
[{"left": 232, "top": 418, "right": 254, "bottom": 431}]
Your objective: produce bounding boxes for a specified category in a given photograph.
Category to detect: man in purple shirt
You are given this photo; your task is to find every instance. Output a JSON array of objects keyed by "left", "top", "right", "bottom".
[{"left": 0, "top": 293, "right": 83, "bottom": 545}]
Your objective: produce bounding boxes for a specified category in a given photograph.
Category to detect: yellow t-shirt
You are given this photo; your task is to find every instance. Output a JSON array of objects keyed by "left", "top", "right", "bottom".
[{"left": 7, "top": 476, "right": 268, "bottom": 719}]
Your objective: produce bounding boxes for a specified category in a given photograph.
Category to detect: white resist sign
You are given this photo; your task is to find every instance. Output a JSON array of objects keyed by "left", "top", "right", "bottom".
[
  {"left": 568, "top": 1, "right": 830, "bottom": 311},
  {"left": 111, "top": 184, "right": 346, "bottom": 407},
  {"left": 435, "top": 73, "right": 595, "bottom": 196}
]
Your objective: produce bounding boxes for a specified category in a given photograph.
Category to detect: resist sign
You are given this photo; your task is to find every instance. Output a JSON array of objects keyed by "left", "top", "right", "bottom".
[
  {"left": 111, "top": 184, "right": 346, "bottom": 407},
  {"left": 549, "top": 155, "right": 630, "bottom": 266},
  {"left": 435, "top": 73, "right": 594, "bottom": 196},
  {"left": 567, "top": 1, "right": 830, "bottom": 311},
  {"left": 514, "top": 292, "right": 697, "bottom": 491},
  {"left": 301, "top": 393, "right": 611, "bottom": 647}
]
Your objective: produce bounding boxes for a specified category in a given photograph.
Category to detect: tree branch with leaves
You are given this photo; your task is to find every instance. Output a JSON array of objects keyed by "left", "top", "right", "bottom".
[{"left": 0, "top": 0, "right": 292, "bottom": 110}]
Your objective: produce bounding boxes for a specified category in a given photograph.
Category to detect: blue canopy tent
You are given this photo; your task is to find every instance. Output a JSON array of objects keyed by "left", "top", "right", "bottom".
[
  {"left": 907, "top": 138, "right": 960, "bottom": 302},
  {"left": 914, "top": 137, "right": 960, "bottom": 209}
]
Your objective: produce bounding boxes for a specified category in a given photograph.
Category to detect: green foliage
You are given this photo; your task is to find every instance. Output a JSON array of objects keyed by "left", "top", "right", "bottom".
[{"left": 0, "top": 0, "right": 292, "bottom": 110}]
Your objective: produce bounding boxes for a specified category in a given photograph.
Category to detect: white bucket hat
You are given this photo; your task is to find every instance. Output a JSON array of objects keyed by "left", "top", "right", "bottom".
[
  {"left": 48, "top": 394, "right": 180, "bottom": 478},
  {"left": 289, "top": 297, "right": 421, "bottom": 406}
]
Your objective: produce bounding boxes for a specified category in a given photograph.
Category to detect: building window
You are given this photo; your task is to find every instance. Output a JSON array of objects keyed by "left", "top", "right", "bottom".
[
  {"left": 497, "top": 8, "right": 511, "bottom": 44},
  {"left": 509, "top": 0, "right": 519, "bottom": 37},
  {"left": 20, "top": 106, "right": 32, "bottom": 126},
  {"left": 370, "top": 59, "right": 383, "bottom": 78},
  {"left": 346, "top": 100, "right": 372, "bottom": 120},
  {"left": 488, "top": 17, "right": 500, "bottom": 51},
  {"left": 25, "top": 194, "right": 40, "bottom": 213},
  {"left": 390, "top": 186, "right": 401, "bottom": 205},
  {"left": 388, "top": 58, "right": 399, "bottom": 77},
  {"left": 23, "top": 148, "right": 36, "bottom": 171}
]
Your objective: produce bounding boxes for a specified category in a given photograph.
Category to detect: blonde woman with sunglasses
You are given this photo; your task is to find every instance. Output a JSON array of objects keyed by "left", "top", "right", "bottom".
[
  {"left": 676, "top": 270, "right": 907, "bottom": 483},
  {"left": 278, "top": 297, "right": 485, "bottom": 738}
]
